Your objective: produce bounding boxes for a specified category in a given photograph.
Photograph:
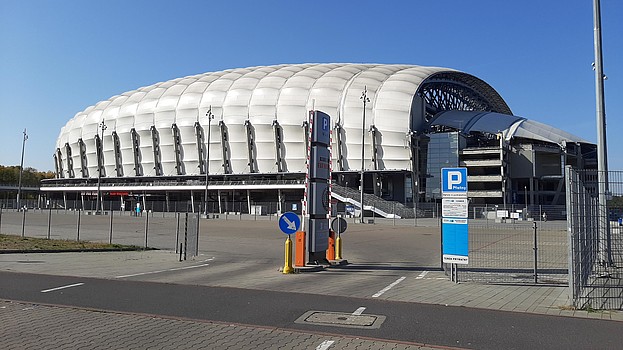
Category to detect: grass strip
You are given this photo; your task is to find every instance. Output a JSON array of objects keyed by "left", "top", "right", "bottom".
[{"left": 0, "top": 234, "right": 141, "bottom": 251}]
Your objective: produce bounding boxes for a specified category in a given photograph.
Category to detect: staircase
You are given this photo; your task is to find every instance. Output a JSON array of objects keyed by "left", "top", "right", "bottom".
[{"left": 331, "top": 184, "right": 418, "bottom": 219}]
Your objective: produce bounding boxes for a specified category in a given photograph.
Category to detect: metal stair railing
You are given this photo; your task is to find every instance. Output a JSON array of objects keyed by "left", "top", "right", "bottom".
[{"left": 331, "top": 183, "right": 416, "bottom": 219}]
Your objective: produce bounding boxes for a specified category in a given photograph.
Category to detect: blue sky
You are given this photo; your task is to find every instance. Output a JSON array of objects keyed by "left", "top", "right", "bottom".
[{"left": 1, "top": 0, "right": 621, "bottom": 171}]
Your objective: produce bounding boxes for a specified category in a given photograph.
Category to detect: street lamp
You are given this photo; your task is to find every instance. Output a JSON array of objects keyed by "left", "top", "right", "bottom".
[
  {"left": 524, "top": 185, "right": 528, "bottom": 218},
  {"left": 16, "top": 129, "right": 28, "bottom": 210},
  {"left": 360, "top": 87, "right": 370, "bottom": 224},
  {"left": 204, "top": 106, "right": 214, "bottom": 217},
  {"left": 96, "top": 120, "right": 107, "bottom": 214}
]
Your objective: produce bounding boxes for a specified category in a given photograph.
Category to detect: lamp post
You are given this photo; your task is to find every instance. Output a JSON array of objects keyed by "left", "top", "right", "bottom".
[
  {"left": 524, "top": 185, "right": 528, "bottom": 218},
  {"left": 204, "top": 106, "right": 214, "bottom": 217},
  {"left": 16, "top": 129, "right": 28, "bottom": 210},
  {"left": 593, "top": 0, "right": 611, "bottom": 265},
  {"left": 360, "top": 87, "right": 370, "bottom": 224},
  {"left": 96, "top": 120, "right": 107, "bottom": 214}
]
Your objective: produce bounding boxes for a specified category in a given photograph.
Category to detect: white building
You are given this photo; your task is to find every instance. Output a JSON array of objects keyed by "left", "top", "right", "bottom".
[{"left": 43, "top": 64, "right": 595, "bottom": 215}]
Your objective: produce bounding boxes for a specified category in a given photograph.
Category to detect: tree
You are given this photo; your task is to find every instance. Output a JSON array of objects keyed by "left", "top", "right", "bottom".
[
  {"left": 0, "top": 165, "right": 55, "bottom": 186},
  {"left": 609, "top": 196, "right": 623, "bottom": 208}
]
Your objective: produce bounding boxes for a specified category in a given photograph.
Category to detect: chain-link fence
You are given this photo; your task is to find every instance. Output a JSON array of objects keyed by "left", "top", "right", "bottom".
[
  {"left": 1, "top": 196, "right": 571, "bottom": 227},
  {"left": 566, "top": 167, "right": 623, "bottom": 310},
  {"left": 444, "top": 220, "right": 568, "bottom": 284},
  {"left": 0, "top": 208, "right": 204, "bottom": 262}
]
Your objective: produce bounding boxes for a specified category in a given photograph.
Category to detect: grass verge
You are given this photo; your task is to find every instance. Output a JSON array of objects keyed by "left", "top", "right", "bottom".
[{"left": 0, "top": 234, "right": 142, "bottom": 252}]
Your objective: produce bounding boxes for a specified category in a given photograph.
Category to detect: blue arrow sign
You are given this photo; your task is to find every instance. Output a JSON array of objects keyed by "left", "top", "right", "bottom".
[{"left": 279, "top": 212, "right": 301, "bottom": 235}]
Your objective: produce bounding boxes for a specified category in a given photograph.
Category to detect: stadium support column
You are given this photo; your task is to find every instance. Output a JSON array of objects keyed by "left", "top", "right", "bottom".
[
  {"left": 190, "top": 191, "right": 195, "bottom": 213},
  {"left": 247, "top": 190, "right": 251, "bottom": 216},
  {"left": 218, "top": 190, "right": 222, "bottom": 214},
  {"left": 593, "top": 0, "right": 611, "bottom": 264},
  {"left": 360, "top": 87, "right": 370, "bottom": 224},
  {"left": 413, "top": 133, "right": 420, "bottom": 226}
]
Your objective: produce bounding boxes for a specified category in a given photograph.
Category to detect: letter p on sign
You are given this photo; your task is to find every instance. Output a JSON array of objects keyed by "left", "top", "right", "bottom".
[{"left": 448, "top": 171, "right": 462, "bottom": 190}]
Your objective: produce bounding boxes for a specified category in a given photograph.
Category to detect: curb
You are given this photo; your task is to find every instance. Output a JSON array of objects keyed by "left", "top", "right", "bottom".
[{"left": 0, "top": 247, "right": 157, "bottom": 254}]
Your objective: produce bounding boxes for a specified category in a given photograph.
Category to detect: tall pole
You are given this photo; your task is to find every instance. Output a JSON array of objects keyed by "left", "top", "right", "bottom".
[
  {"left": 204, "top": 106, "right": 214, "bottom": 217},
  {"left": 17, "top": 129, "right": 28, "bottom": 210},
  {"left": 524, "top": 185, "right": 528, "bottom": 217},
  {"left": 593, "top": 0, "right": 611, "bottom": 264},
  {"left": 360, "top": 87, "right": 370, "bottom": 224},
  {"left": 96, "top": 120, "right": 107, "bottom": 214}
]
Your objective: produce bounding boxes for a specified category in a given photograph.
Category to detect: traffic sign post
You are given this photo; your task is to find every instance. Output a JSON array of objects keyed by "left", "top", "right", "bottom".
[
  {"left": 441, "top": 167, "right": 469, "bottom": 282},
  {"left": 330, "top": 217, "right": 348, "bottom": 260},
  {"left": 279, "top": 212, "right": 300, "bottom": 274}
]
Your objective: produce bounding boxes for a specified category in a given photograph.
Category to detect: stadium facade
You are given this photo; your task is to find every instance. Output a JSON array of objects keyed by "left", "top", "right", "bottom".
[{"left": 42, "top": 63, "right": 596, "bottom": 216}]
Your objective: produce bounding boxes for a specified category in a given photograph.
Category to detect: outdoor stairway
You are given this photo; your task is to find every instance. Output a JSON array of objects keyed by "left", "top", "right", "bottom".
[{"left": 331, "top": 183, "right": 417, "bottom": 219}]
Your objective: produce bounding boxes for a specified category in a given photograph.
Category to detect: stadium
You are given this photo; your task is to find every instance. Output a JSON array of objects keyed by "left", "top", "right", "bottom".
[{"left": 41, "top": 63, "right": 596, "bottom": 217}]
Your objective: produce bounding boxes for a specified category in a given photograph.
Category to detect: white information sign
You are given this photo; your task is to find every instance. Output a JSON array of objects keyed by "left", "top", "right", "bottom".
[{"left": 442, "top": 198, "right": 468, "bottom": 218}]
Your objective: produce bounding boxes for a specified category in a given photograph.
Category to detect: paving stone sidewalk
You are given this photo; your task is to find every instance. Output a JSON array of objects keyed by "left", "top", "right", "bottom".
[{"left": 0, "top": 300, "right": 449, "bottom": 350}]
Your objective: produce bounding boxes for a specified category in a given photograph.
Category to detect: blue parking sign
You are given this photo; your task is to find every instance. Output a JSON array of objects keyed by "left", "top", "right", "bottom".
[{"left": 441, "top": 168, "right": 467, "bottom": 195}]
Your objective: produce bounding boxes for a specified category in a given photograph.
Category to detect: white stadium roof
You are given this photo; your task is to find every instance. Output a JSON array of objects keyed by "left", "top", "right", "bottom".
[
  {"left": 430, "top": 111, "right": 589, "bottom": 146},
  {"left": 56, "top": 63, "right": 580, "bottom": 180}
]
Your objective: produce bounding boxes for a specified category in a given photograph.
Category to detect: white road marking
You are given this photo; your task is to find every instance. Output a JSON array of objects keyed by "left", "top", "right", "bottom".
[
  {"left": 116, "top": 263, "right": 211, "bottom": 278},
  {"left": 352, "top": 307, "right": 366, "bottom": 315},
  {"left": 41, "top": 283, "right": 84, "bottom": 293},
  {"left": 372, "top": 276, "right": 406, "bottom": 298},
  {"left": 316, "top": 340, "right": 335, "bottom": 350},
  {"left": 416, "top": 271, "right": 429, "bottom": 279}
]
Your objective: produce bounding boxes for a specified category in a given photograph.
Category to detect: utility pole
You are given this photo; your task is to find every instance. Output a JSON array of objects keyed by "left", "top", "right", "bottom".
[
  {"left": 96, "top": 120, "right": 107, "bottom": 214},
  {"left": 360, "top": 87, "right": 370, "bottom": 224},
  {"left": 524, "top": 185, "right": 529, "bottom": 220},
  {"left": 17, "top": 129, "right": 28, "bottom": 210},
  {"left": 593, "top": 0, "right": 611, "bottom": 265},
  {"left": 204, "top": 106, "right": 214, "bottom": 218}
]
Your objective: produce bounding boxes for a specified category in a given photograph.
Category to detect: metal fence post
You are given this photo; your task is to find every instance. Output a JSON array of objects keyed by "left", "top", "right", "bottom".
[
  {"left": 47, "top": 206, "right": 52, "bottom": 239},
  {"left": 533, "top": 221, "right": 538, "bottom": 283},
  {"left": 21, "top": 208, "right": 26, "bottom": 238},
  {"left": 393, "top": 202, "right": 396, "bottom": 226},
  {"left": 0, "top": 206, "right": 3, "bottom": 235},
  {"left": 175, "top": 212, "right": 180, "bottom": 252},
  {"left": 183, "top": 213, "right": 188, "bottom": 261},
  {"left": 144, "top": 210, "right": 149, "bottom": 248},
  {"left": 372, "top": 205, "right": 375, "bottom": 224},
  {"left": 196, "top": 213, "right": 200, "bottom": 256},
  {"left": 76, "top": 209, "right": 81, "bottom": 242},
  {"left": 109, "top": 210, "right": 114, "bottom": 244}
]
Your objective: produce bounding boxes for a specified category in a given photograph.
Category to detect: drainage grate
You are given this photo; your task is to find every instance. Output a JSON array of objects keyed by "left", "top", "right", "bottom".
[{"left": 295, "top": 311, "right": 386, "bottom": 329}]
